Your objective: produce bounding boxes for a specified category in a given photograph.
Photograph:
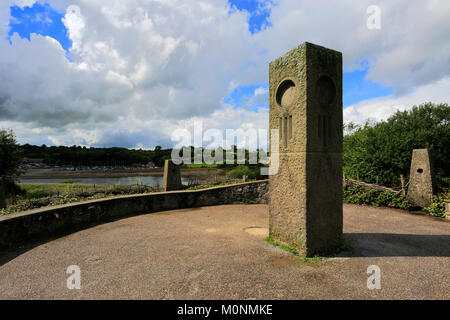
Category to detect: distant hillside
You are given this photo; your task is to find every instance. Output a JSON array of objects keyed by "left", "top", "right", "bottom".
[{"left": 19, "top": 145, "right": 172, "bottom": 167}]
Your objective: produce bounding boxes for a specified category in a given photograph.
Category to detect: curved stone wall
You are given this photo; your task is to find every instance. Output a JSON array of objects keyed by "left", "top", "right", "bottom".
[{"left": 0, "top": 180, "right": 269, "bottom": 250}]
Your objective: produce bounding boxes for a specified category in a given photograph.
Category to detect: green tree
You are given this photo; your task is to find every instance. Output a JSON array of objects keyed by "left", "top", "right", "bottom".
[
  {"left": 227, "top": 165, "right": 262, "bottom": 180},
  {"left": 343, "top": 102, "right": 449, "bottom": 189},
  {"left": 0, "top": 130, "right": 23, "bottom": 206}
]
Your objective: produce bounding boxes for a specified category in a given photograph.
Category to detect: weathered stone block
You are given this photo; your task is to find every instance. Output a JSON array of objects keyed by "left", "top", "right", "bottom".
[
  {"left": 407, "top": 149, "right": 435, "bottom": 208},
  {"left": 269, "top": 42, "right": 343, "bottom": 256},
  {"left": 163, "top": 160, "right": 182, "bottom": 191}
]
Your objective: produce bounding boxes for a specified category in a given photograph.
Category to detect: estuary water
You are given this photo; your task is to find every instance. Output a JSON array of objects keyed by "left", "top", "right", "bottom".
[{"left": 19, "top": 176, "right": 192, "bottom": 187}]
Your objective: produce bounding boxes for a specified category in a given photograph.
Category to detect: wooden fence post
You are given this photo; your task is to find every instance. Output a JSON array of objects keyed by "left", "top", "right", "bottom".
[
  {"left": 376, "top": 176, "right": 379, "bottom": 185},
  {"left": 400, "top": 174, "right": 406, "bottom": 197}
]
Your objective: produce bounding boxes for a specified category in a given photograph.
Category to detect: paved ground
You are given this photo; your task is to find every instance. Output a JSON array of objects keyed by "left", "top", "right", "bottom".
[{"left": 0, "top": 204, "right": 449, "bottom": 299}]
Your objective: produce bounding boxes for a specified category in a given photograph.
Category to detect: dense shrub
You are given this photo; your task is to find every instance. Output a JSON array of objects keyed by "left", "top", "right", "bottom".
[
  {"left": 343, "top": 185, "right": 411, "bottom": 210},
  {"left": 0, "top": 130, "right": 23, "bottom": 204},
  {"left": 227, "top": 165, "right": 262, "bottom": 180},
  {"left": 423, "top": 192, "right": 449, "bottom": 218},
  {"left": 343, "top": 102, "right": 449, "bottom": 189}
]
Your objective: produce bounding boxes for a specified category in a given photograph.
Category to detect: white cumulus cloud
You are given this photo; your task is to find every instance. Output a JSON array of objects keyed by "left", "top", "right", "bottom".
[{"left": 0, "top": 0, "right": 449, "bottom": 148}]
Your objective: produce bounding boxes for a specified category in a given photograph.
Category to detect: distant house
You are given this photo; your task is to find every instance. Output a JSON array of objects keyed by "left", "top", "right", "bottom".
[
  {"left": 22, "top": 158, "right": 45, "bottom": 164},
  {"left": 20, "top": 158, "right": 47, "bottom": 170},
  {"left": 146, "top": 161, "right": 156, "bottom": 168}
]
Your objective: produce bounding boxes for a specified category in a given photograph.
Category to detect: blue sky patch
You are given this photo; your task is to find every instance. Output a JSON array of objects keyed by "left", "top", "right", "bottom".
[
  {"left": 8, "top": 2, "right": 72, "bottom": 52},
  {"left": 343, "top": 64, "right": 393, "bottom": 107},
  {"left": 226, "top": 64, "right": 393, "bottom": 113},
  {"left": 229, "top": 0, "right": 273, "bottom": 34},
  {"left": 226, "top": 84, "right": 268, "bottom": 111}
]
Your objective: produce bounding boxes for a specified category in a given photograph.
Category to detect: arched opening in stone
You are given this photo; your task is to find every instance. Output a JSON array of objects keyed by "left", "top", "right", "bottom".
[
  {"left": 276, "top": 80, "right": 296, "bottom": 108},
  {"left": 276, "top": 80, "right": 296, "bottom": 149}
]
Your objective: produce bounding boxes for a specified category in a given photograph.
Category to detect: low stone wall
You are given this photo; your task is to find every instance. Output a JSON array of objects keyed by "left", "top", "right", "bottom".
[{"left": 0, "top": 180, "right": 269, "bottom": 250}]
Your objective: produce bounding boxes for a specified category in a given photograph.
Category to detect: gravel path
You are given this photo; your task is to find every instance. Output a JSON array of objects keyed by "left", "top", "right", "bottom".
[{"left": 0, "top": 204, "right": 449, "bottom": 299}]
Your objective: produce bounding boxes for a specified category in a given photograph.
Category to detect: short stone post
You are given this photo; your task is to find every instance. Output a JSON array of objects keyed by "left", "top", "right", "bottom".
[
  {"left": 269, "top": 42, "right": 343, "bottom": 256},
  {"left": 444, "top": 200, "right": 450, "bottom": 219},
  {"left": 445, "top": 200, "right": 450, "bottom": 219},
  {"left": 163, "top": 160, "right": 182, "bottom": 192},
  {"left": 407, "top": 149, "right": 435, "bottom": 207}
]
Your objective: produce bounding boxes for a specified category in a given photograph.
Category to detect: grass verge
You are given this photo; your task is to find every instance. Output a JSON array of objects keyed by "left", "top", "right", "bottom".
[{"left": 264, "top": 237, "right": 353, "bottom": 266}]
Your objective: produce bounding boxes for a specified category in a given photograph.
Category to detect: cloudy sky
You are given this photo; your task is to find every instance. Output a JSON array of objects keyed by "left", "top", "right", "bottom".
[{"left": 0, "top": 0, "right": 449, "bottom": 149}]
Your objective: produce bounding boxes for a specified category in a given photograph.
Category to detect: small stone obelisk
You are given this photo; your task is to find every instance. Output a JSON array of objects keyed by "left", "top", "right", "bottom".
[
  {"left": 407, "top": 149, "right": 435, "bottom": 207},
  {"left": 163, "top": 160, "right": 182, "bottom": 191}
]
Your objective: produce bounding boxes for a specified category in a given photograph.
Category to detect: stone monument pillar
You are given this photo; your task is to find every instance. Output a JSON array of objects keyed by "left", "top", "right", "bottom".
[
  {"left": 163, "top": 160, "right": 182, "bottom": 191},
  {"left": 269, "top": 42, "right": 343, "bottom": 256},
  {"left": 407, "top": 149, "right": 435, "bottom": 207}
]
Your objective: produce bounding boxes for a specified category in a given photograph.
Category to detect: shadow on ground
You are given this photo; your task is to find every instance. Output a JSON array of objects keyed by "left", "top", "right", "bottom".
[
  {"left": 0, "top": 213, "right": 145, "bottom": 266},
  {"left": 343, "top": 233, "right": 450, "bottom": 257},
  {"left": 0, "top": 206, "right": 206, "bottom": 267},
  {"left": 3, "top": 231, "right": 449, "bottom": 268}
]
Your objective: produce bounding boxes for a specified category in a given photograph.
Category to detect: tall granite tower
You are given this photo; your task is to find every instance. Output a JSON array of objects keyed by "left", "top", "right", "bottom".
[{"left": 269, "top": 42, "right": 343, "bottom": 256}]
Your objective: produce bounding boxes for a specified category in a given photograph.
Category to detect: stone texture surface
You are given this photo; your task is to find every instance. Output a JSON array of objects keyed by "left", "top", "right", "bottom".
[
  {"left": 1, "top": 204, "right": 449, "bottom": 300},
  {"left": 407, "top": 149, "right": 435, "bottom": 207},
  {"left": 163, "top": 160, "right": 182, "bottom": 191},
  {"left": 269, "top": 42, "right": 343, "bottom": 256},
  {"left": 0, "top": 180, "right": 268, "bottom": 251}
]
